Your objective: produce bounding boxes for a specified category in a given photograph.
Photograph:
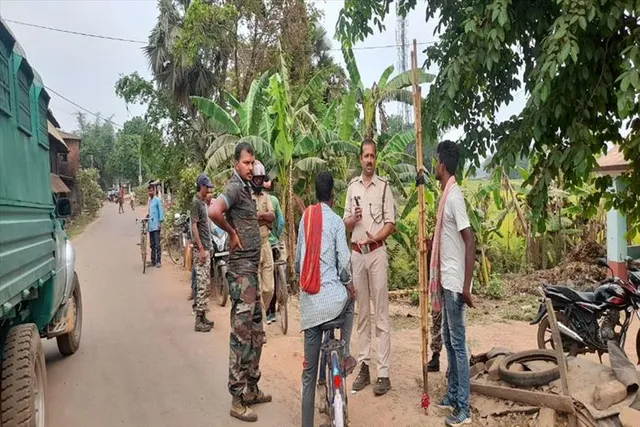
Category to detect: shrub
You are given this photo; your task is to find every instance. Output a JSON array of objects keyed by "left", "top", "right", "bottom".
[
  {"left": 134, "top": 185, "right": 148, "bottom": 206},
  {"left": 76, "top": 168, "right": 102, "bottom": 218}
]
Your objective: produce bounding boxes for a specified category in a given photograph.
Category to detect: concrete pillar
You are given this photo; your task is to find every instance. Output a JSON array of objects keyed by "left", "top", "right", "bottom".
[{"left": 606, "top": 178, "right": 628, "bottom": 281}]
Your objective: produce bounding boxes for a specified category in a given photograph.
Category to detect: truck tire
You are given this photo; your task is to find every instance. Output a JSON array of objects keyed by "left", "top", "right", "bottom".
[
  {"left": 1, "top": 323, "right": 47, "bottom": 427},
  {"left": 56, "top": 272, "right": 83, "bottom": 356},
  {"left": 498, "top": 349, "right": 560, "bottom": 387}
]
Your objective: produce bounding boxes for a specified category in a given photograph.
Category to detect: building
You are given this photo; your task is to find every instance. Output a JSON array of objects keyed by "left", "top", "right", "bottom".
[
  {"left": 596, "top": 145, "right": 636, "bottom": 281},
  {"left": 57, "top": 129, "right": 81, "bottom": 214},
  {"left": 48, "top": 119, "right": 72, "bottom": 198}
]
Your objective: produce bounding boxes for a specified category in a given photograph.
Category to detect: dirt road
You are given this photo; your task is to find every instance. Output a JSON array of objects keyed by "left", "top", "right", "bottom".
[
  {"left": 45, "top": 205, "right": 640, "bottom": 426},
  {"left": 45, "top": 206, "right": 296, "bottom": 427}
]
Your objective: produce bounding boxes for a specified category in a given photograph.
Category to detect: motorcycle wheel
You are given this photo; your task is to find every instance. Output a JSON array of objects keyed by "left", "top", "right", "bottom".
[
  {"left": 212, "top": 265, "right": 228, "bottom": 307},
  {"left": 537, "top": 312, "right": 582, "bottom": 356}
]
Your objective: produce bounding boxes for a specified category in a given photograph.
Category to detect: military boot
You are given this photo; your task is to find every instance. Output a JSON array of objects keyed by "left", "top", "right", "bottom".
[
  {"left": 194, "top": 314, "right": 212, "bottom": 332},
  {"left": 244, "top": 385, "right": 272, "bottom": 405},
  {"left": 352, "top": 363, "right": 371, "bottom": 391},
  {"left": 202, "top": 314, "right": 214, "bottom": 327},
  {"left": 230, "top": 396, "right": 258, "bottom": 422}
]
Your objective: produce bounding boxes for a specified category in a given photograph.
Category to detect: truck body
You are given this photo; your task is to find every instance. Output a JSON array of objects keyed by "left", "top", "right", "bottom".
[{"left": 0, "top": 18, "right": 82, "bottom": 427}]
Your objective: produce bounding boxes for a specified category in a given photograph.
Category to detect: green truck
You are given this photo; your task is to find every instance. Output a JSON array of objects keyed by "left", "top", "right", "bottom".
[{"left": 0, "top": 18, "right": 83, "bottom": 427}]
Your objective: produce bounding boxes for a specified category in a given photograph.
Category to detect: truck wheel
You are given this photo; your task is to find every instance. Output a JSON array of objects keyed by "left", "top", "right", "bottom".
[
  {"left": 1, "top": 323, "right": 47, "bottom": 427},
  {"left": 56, "top": 272, "right": 83, "bottom": 356}
]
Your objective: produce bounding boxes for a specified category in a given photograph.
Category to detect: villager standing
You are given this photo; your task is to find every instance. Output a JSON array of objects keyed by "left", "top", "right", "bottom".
[{"left": 431, "top": 140, "right": 476, "bottom": 427}]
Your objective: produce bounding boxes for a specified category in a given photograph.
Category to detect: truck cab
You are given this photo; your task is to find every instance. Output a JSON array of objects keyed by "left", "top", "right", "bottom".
[{"left": 0, "top": 18, "right": 83, "bottom": 427}]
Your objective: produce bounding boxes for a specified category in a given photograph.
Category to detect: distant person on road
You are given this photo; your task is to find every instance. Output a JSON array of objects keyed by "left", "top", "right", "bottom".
[
  {"left": 130, "top": 192, "right": 136, "bottom": 211},
  {"left": 296, "top": 171, "right": 356, "bottom": 427},
  {"left": 191, "top": 174, "right": 215, "bottom": 332},
  {"left": 250, "top": 161, "right": 275, "bottom": 332},
  {"left": 208, "top": 142, "right": 271, "bottom": 423},
  {"left": 430, "top": 140, "right": 475, "bottom": 427},
  {"left": 147, "top": 184, "right": 164, "bottom": 268},
  {"left": 118, "top": 187, "right": 125, "bottom": 214}
]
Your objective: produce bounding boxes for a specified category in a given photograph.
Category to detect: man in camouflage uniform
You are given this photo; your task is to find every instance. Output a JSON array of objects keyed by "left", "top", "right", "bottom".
[
  {"left": 191, "top": 174, "right": 215, "bottom": 332},
  {"left": 208, "top": 142, "right": 271, "bottom": 422}
]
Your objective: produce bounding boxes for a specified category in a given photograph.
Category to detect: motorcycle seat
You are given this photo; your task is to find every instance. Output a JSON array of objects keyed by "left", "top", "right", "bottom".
[{"left": 546, "top": 285, "right": 596, "bottom": 303}]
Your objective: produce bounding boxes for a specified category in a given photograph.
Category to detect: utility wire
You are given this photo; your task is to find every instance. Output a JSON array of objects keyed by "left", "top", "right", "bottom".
[
  {"left": 5, "top": 18, "right": 436, "bottom": 51},
  {"left": 4, "top": 19, "right": 146, "bottom": 44},
  {"left": 45, "top": 85, "right": 123, "bottom": 129}
]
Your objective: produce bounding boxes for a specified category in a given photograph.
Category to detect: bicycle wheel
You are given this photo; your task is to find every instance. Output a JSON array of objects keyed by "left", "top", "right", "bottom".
[
  {"left": 276, "top": 264, "right": 288, "bottom": 334},
  {"left": 327, "top": 350, "right": 347, "bottom": 427},
  {"left": 167, "top": 234, "right": 184, "bottom": 265},
  {"left": 141, "top": 233, "right": 147, "bottom": 274}
]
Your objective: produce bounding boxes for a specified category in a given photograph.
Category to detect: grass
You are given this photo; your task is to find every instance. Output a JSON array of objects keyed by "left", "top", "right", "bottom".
[{"left": 66, "top": 214, "right": 96, "bottom": 239}]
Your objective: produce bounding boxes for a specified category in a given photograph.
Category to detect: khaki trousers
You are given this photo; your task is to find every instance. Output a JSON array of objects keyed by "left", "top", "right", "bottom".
[
  {"left": 258, "top": 240, "right": 274, "bottom": 315},
  {"left": 352, "top": 247, "right": 391, "bottom": 377}
]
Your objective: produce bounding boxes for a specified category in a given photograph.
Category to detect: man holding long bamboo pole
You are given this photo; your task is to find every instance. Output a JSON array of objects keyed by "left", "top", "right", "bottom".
[{"left": 431, "top": 140, "right": 475, "bottom": 427}]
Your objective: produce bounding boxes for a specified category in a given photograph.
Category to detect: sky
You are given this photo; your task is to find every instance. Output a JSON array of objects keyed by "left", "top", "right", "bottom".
[{"left": 0, "top": 0, "right": 525, "bottom": 138}]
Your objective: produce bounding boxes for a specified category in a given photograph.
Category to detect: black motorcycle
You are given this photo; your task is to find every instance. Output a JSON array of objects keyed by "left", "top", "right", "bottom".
[{"left": 531, "top": 257, "right": 640, "bottom": 362}]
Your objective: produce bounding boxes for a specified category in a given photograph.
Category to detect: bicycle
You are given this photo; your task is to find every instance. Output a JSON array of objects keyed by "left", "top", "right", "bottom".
[
  {"left": 272, "top": 244, "right": 289, "bottom": 334},
  {"left": 167, "top": 213, "right": 190, "bottom": 267},
  {"left": 316, "top": 317, "right": 349, "bottom": 427},
  {"left": 136, "top": 218, "right": 149, "bottom": 274}
]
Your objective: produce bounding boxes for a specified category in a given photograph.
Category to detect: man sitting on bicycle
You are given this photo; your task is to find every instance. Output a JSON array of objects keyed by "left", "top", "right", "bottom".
[{"left": 295, "top": 171, "right": 356, "bottom": 427}]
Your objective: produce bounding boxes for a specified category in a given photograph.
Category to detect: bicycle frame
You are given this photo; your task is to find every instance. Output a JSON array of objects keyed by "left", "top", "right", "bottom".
[{"left": 320, "top": 329, "right": 348, "bottom": 427}]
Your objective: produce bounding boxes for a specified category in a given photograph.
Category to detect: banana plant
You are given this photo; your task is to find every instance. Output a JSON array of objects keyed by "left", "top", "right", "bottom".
[{"left": 342, "top": 46, "right": 435, "bottom": 139}]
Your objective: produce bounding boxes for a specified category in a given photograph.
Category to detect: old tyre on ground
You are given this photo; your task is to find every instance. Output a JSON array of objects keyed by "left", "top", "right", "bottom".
[
  {"left": 1, "top": 323, "right": 47, "bottom": 427},
  {"left": 57, "top": 272, "right": 83, "bottom": 356},
  {"left": 498, "top": 349, "right": 560, "bottom": 387}
]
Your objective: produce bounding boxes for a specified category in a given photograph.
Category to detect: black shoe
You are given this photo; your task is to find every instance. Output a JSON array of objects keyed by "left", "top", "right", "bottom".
[
  {"left": 427, "top": 353, "right": 440, "bottom": 372},
  {"left": 373, "top": 377, "right": 391, "bottom": 396},
  {"left": 352, "top": 363, "right": 371, "bottom": 391}
]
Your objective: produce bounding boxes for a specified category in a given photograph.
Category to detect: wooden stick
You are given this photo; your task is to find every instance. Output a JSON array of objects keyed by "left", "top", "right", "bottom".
[
  {"left": 411, "top": 39, "right": 429, "bottom": 393},
  {"left": 544, "top": 298, "right": 578, "bottom": 426},
  {"left": 471, "top": 382, "right": 575, "bottom": 413}
]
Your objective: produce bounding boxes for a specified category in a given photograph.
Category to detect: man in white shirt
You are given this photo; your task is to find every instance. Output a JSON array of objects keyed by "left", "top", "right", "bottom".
[{"left": 433, "top": 140, "right": 475, "bottom": 427}]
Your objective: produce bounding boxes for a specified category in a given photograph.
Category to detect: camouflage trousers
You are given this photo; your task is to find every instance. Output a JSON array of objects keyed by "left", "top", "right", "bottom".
[
  {"left": 194, "top": 252, "right": 210, "bottom": 315},
  {"left": 431, "top": 308, "right": 443, "bottom": 354},
  {"left": 227, "top": 271, "right": 264, "bottom": 397}
]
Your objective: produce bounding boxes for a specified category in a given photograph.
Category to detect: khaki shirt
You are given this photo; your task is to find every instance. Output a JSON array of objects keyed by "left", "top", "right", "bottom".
[
  {"left": 252, "top": 191, "right": 274, "bottom": 242},
  {"left": 343, "top": 175, "right": 396, "bottom": 243}
]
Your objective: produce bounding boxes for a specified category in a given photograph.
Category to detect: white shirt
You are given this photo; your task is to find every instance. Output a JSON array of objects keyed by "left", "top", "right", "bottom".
[{"left": 439, "top": 184, "right": 472, "bottom": 293}]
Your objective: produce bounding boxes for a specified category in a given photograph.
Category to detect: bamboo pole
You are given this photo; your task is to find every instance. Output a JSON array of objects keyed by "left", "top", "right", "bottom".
[{"left": 411, "top": 39, "right": 430, "bottom": 400}]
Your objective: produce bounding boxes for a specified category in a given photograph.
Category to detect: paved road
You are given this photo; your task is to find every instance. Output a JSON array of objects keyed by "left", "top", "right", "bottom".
[{"left": 45, "top": 206, "right": 295, "bottom": 427}]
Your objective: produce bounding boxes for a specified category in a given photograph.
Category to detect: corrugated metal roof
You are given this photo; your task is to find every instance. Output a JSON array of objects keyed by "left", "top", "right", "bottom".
[
  {"left": 58, "top": 130, "right": 81, "bottom": 140},
  {"left": 597, "top": 145, "right": 630, "bottom": 175},
  {"left": 51, "top": 174, "right": 71, "bottom": 194},
  {"left": 48, "top": 122, "right": 68, "bottom": 150}
]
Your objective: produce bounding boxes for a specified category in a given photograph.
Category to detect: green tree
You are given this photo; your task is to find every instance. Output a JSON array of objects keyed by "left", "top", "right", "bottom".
[
  {"left": 336, "top": 0, "right": 640, "bottom": 230},
  {"left": 75, "top": 113, "right": 116, "bottom": 188}
]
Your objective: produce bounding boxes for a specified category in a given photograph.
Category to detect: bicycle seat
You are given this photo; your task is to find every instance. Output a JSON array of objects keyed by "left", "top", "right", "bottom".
[{"left": 320, "top": 317, "right": 344, "bottom": 331}]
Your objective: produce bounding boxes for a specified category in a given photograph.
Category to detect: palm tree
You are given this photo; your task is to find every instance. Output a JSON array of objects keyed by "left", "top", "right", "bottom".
[
  {"left": 145, "top": 0, "right": 230, "bottom": 111},
  {"left": 342, "top": 46, "right": 435, "bottom": 139}
]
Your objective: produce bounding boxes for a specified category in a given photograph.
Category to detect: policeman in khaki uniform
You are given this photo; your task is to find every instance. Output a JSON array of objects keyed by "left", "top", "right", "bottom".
[
  {"left": 344, "top": 138, "right": 396, "bottom": 396},
  {"left": 250, "top": 161, "right": 275, "bottom": 330}
]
